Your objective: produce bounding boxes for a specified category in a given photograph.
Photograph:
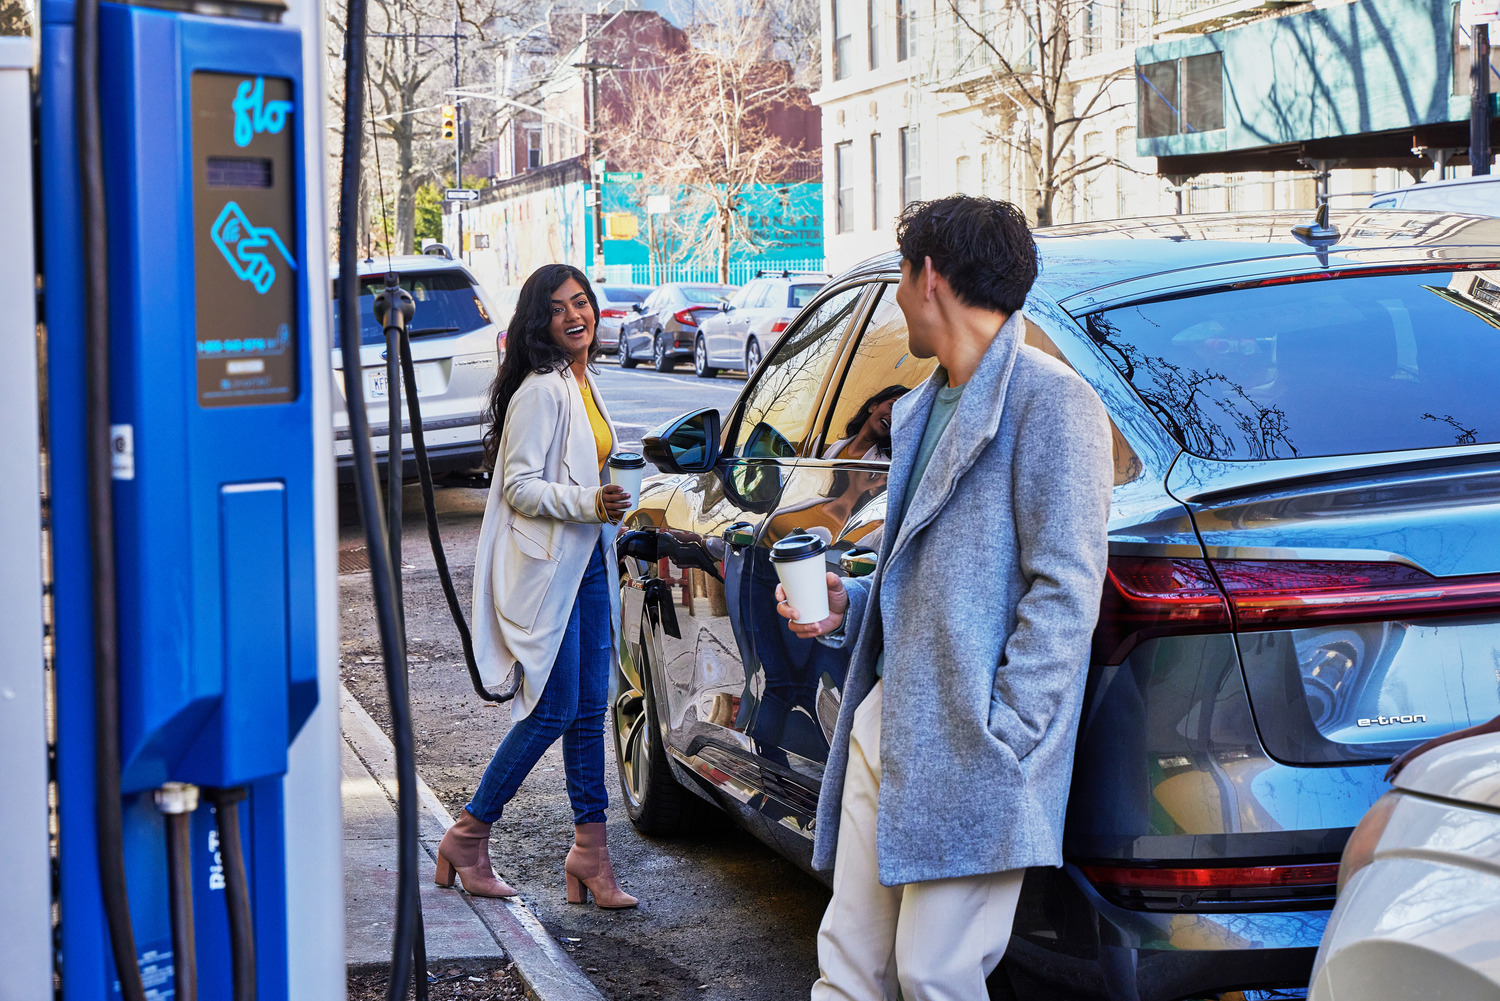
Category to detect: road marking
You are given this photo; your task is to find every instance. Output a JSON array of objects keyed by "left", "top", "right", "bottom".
[{"left": 599, "top": 369, "right": 744, "bottom": 390}]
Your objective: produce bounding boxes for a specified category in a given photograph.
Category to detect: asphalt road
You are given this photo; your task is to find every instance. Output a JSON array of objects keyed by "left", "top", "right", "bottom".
[{"left": 339, "top": 358, "right": 829, "bottom": 1001}]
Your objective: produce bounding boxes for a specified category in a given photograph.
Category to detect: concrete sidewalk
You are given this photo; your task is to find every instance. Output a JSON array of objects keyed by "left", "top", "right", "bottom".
[{"left": 341, "top": 686, "right": 606, "bottom": 1001}]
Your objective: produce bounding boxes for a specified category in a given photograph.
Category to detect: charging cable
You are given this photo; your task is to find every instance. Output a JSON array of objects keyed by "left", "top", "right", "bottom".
[
  {"left": 154, "top": 783, "right": 200, "bottom": 1001},
  {"left": 204, "top": 787, "right": 256, "bottom": 1001}
]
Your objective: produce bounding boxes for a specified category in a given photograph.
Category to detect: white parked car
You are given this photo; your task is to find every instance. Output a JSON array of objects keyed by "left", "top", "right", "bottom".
[
  {"left": 1310, "top": 727, "right": 1500, "bottom": 1001},
  {"left": 1368, "top": 174, "right": 1500, "bottom": 215},
  {"left": 330, "top": 255, "right": 503, "bottom": 481},
  {"left": 692, "top": 270, "right": 830, "bottom": 378}
]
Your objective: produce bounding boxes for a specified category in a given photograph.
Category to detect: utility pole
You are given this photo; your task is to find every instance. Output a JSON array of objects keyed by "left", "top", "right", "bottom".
[
  {"left": 1473, "top": 21, "right": 1492, "bottom": 176},
  {"left": 573, "top": 61, "right": 620, "bottom": 272}
]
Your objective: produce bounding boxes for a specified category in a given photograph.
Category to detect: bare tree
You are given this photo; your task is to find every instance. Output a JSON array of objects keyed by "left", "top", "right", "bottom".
[
  {"left": 326, "top": 0, "right": 547, "bottom": 256},
  {"left": 603, "top": 0, "right": 818, "bottom": 281},
  {"left": 938, "top": 0, "right": 1128, "bottom": 226}
]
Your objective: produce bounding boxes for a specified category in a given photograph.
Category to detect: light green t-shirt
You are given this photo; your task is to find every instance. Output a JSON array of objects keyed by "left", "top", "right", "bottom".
[{"left": 875, "top": 381, "right": 965, "bottom": 678}]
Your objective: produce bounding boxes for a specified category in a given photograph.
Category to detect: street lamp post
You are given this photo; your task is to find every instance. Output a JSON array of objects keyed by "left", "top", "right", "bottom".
[
  {"left": 573, "top": 61, "right": 620, "bottom": 272},
  {"left": 1473, "top": 22, "right": 1492, "bottom": 176}
]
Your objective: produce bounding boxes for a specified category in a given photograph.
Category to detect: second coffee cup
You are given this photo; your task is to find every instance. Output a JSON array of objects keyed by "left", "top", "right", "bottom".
[{"left": 770, "top": 532, "right": 830, "bottom": 624}]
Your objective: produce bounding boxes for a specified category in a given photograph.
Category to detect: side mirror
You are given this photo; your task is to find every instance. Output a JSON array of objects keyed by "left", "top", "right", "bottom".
[
  {"left": 632, "top": 302, "right": 644, "bottom": 313},
  {"left": 643, "top": 408, "right": 721, "bottom": 474},
  {"left": 719, "top": 301, "right": 731, "bottom": 312}
]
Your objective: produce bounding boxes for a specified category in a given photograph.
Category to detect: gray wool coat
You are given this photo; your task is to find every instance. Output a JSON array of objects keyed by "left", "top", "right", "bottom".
[{"left": 811, "top": 310, "right": 1113, "bottom": 886}]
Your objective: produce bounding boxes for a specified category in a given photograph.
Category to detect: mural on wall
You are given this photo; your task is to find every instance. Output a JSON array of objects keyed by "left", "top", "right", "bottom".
[
  {"left": 443, "top": 179, "right": 588, "bottom": 291},
  {"left": 600, "top": 180, "right": 823, "bottom": 269}
]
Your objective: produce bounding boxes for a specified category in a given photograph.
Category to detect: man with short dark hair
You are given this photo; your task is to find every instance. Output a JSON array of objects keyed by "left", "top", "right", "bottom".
[{"left": 777, "top": 196, "right": 1113, "bottom": 999}]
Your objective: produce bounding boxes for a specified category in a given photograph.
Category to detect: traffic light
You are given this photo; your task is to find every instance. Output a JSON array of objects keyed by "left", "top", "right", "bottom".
[{"left": 441, "top": 104, "right": 456, "bottom": 141}]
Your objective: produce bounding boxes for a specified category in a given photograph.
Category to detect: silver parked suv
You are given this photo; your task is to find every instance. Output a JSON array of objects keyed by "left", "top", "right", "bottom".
[
  {"left": 693, "top": 270, "right": 830, "bottom": 378},
  {"left": 330, "top": 255, "right": 502, "bottom": 481}
]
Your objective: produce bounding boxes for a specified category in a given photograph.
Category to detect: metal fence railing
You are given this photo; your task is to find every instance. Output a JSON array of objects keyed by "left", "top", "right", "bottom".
[{"left": 595, "top": 258, "right": 830, "bottom": 288}]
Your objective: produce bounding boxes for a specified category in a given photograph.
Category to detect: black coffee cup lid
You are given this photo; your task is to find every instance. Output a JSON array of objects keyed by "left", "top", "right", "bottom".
[
  {"left": 770, "top": 532, "right": 826, "bottom": 562},
  {"left": 608, "top": 451, "right": 645, "bottom": 468}
]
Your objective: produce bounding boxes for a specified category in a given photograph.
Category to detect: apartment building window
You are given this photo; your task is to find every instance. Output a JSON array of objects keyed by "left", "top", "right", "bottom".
[
  {"left": 870, "top": 134, "right": 883, "bottom": 228},
  {"left": 834, "top": 0, "right": 854, "bottom": 80},
  {"left": 525, "top": 126, "right": 542, "bottom": 169},
  {"left": 900, "top": 126, "right": 921, "bottom": 205},
  {"left": 1078, "top": 1, "right": 1103, "bottom": 57},
  {"left": 869, "top": 0, "right": 881, "bottom": 69},
  {"left": 836, "top": 142, "right": 854, "bottom": 233},
  {"left": 1137, "top": 51, "right": 1223, "bottom": 137},
  {"left": 1115, "top": 126, "right": 1135, "bottom": 218},
  {"left": 1115, "top": 0, "right": 1141, "bottom": 49},
  {"left": 895, "top": 0, "right": 912, "bottom": 61}
]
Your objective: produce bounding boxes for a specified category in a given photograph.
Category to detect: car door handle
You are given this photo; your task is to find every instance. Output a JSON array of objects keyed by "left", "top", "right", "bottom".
[
  {"left": 838, "top": 547, "right": 878, "bottom": 577},
  {"left": 722, "top": 521, "right": 755, "bottom": 551}
]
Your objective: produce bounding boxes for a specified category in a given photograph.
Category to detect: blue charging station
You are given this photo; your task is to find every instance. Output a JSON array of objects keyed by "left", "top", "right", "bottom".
[{"left": 16, "top": 0, "right": 346, "bottom": 993}]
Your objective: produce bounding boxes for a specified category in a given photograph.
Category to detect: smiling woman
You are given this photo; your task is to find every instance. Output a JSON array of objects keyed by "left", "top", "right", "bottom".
[{"left": 438, "top": 262, "right": 641, "bottom": 913}]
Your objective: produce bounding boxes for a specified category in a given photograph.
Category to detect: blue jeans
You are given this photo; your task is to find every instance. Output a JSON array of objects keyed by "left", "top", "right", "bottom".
[{"left": 466, "top": 540, "right": 611, "bottom": 825}]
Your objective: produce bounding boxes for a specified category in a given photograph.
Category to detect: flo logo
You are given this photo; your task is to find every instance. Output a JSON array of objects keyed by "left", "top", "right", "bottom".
[
  {"left": 232, "top": 77, "right": 293, "bottom": 148},
  {"left": 211, "top": 202, "right": 296, "bottom": 294}
]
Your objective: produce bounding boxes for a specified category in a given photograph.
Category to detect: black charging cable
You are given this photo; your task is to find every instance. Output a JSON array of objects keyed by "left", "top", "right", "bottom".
[
  {"left": 75, "top": 0, "right": 148, "bottom": 992},
  {"left": 155, "top": 784, "right": 201, "bottom": 1001},
  {"left": 394, "top": 325, "right": 520, "bottom": 705},
  {"left": 205, "top": 787, "right": 255, "bottom": 1001}
]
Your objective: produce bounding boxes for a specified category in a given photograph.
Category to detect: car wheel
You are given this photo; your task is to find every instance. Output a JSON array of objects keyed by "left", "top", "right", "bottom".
[
  {"left": 619, "top": 336, "right": 639, "bottom": 369},
  {"left": 653, "top": 331, "right": 675, "bottom": 372},
  {"left": 614, "top": 616, "right": 716, "bottom": 835},
  {"left": 745, "top": 337, "right": 762, "bottom": 374},
  {"left": 693, "top": 336, "right": 719, "bottom": 379}
]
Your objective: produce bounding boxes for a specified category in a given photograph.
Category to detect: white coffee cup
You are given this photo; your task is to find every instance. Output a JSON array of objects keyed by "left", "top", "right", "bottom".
[
  {"left": 770, "top": 532, "right": 830, "bottom": 624},
  {"left": 606, "top": 451, "right": 646, "bottom": 516}
]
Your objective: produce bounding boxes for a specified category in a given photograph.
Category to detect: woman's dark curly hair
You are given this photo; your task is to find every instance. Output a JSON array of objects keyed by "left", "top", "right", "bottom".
[
  {"left": 481, "top": 263, "right": 600, "bottom": 469},
  {"left": 896, "top": 195, "right": 1037, "bottom": 314},
  {"left": 843, "top": 384, "right": 909, "bottom": 450}
]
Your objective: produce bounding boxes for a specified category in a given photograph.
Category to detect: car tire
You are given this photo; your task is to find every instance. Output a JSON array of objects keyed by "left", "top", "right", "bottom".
[
  {"left": 745, "top": 337, "right": 762, "bottom": 374},
  {"left": 653, "top": 331, "right": 675, "bottom": 372},
  {"left": 614, "top": 617, "right": 717, "bottom": 836},
  {"left": 620, "top": 335, "right": 639, "bottom": 369},
  {"left": 693, "top": 336, "right": 719, "bottom": 379}
]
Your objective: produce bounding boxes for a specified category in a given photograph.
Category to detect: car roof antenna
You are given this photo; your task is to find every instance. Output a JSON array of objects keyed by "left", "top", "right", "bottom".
[{"left": 1292, "top": 202, "right": 1339, "bottom": 248}]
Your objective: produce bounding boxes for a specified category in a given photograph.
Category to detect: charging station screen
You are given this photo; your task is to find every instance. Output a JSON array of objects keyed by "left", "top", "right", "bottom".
[{"left": 191, "top": 72, "right": 299, "bottom": 407}]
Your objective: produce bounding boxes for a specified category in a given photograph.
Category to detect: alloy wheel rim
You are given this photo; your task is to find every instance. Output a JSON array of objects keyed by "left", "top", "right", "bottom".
[
  {"left": 747, "top": 341, "right": 760, "bottom": 371},
  {"left": 696, "top": 339, "right": 707, "bottom": 373},
  {"left": 615, "top": 688, "right": 649, "bottom": 806}
]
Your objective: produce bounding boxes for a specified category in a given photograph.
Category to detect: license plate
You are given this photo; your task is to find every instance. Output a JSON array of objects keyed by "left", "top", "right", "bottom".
[{"left": 364, "top": 364, "right": 435, "bottom": 400}]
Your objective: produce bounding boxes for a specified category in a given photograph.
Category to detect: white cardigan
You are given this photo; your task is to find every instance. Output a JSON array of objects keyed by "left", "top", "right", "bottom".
[{"left": 471, "top": 368, "right": 621, "bottom": 721}]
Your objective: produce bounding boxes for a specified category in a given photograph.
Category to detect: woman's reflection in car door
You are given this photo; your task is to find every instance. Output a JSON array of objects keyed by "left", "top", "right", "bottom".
[{"left": 743, "top": 284, "right": 938, "bottom": 805}]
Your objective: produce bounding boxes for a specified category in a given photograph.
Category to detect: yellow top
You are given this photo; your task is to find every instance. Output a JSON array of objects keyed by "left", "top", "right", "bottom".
[{"left": 577, "top": 376, "right": 612, "bottom": 470}]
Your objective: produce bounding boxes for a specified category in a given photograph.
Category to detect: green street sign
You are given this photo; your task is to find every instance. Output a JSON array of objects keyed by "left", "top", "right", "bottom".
[{"left": 604, "top": 171, "right": 644, "bottom": 182}]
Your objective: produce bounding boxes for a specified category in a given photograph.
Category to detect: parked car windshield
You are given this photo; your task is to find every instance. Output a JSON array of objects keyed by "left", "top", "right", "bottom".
[
  {"left": 682, "top": 285, "right": 733, "bottom": 305},
  {"left": 1088, "top": 270, "right": 1500, "bottom": 460},
  {"left": 332, "top": 269, "right": 490, "bottom": 347},
  {"left": 788, "top": 283, "right": 822, "bottom": 308}
]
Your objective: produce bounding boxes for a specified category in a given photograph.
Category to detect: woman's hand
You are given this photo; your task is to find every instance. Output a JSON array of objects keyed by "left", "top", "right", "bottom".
[
  {"left": 775, "top": 573, "right": 849, "bottom": 638},
  {"left": 600, "top": 483, "right": 631, "bottom": 522}
]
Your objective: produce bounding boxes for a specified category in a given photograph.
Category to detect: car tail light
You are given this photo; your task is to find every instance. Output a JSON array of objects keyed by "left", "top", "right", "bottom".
[
  {"left": 673, "top": 308, "right": 703, "bottom": 327},
  {"left": 1094, "top": 556, "right": 1500, "bottom": 664},
  {"left": 1079, "top": 861, "right": 1340, "bottom": 910},
  {"left": 770, "top": 319, "right": 789, "bottom": 334},
  {"left": 600, "top": 307, "right": 627, "bottom": 319},
  {"left": 1212, "top": 559, "right": 1500, "bottom": 628},
  {"left": 1092, "top": 557, "right": 1231, "bottom": 664}
]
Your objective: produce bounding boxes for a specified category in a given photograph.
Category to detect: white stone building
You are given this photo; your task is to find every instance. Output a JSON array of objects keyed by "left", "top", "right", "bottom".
[{"left": 812, "top": 0, "right": 1429, "bottom": 273}]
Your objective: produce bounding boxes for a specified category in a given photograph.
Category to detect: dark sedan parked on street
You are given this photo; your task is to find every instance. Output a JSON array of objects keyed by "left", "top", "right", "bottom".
[
  {"left": 618, "top": 282, "right": 736, "bottom": 371},
  {"left": 611, "top": 210, "right": 1500, "bottom": 1001}
]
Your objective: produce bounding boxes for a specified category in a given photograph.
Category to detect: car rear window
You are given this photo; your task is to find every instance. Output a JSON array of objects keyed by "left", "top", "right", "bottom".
[
  {"left": 789, "top": 283, "right": 821, "bottom": 308},
  {"left": 332, "top": 269, "right": 490, "bottom": 347},
  {"left": 1087, "top": 270, "right": 1500, "bottom": 459},
  {"left": 682, "top": 285, "right": 733, "bottom": 305},
  {"left": 601, "top": 287, "right": 647, "bottom": 304}
]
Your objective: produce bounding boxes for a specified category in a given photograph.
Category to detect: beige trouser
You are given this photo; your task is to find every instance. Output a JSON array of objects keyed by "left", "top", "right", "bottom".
[{"left": 811, "top": 681, "right": 1025, "bottom": 1001}]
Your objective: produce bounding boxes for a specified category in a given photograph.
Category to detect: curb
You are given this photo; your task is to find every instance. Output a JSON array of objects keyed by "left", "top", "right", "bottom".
[{"left": 341, "top": 687, "right": 607, "bottom": 1001}]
